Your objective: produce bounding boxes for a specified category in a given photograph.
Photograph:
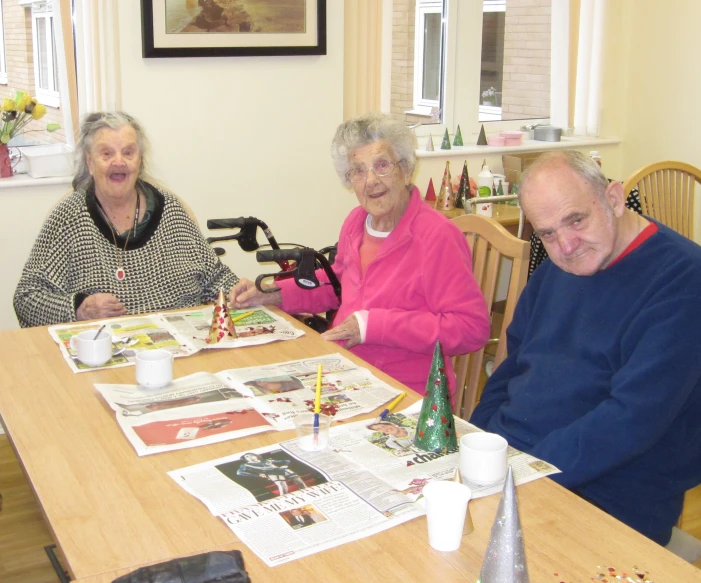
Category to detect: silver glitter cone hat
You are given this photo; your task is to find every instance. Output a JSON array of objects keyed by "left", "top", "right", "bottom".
[{"left": 478, "top": 465, "right": 530, "bottom": 583}]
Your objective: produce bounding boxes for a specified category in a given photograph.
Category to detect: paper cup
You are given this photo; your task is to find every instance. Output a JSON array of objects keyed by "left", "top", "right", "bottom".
[
  {"left": 69, "top": 330, "right": 113, "bottom": 367},
  {"left": 295, "top": 412, "right": 332, "bottom": 451},
  {"left": 423, "top": 481, "right": 472, "bottom": 551},
  {"left": 459, "top": 432, "right": 508, "bottom": 486},
  {"left": 135, "top": 349, "right": 173, "bottom": 389}
]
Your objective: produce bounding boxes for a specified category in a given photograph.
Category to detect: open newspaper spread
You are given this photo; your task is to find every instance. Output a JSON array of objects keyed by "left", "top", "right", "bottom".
[
  {"left": 49, "top": 306, "right": 303, "bottom": 373},
  {"left": 95, "top": 354, "right": 403, "bottom": 455},
  {"left": 170, "top": 401, "right": 560, "bottom": 567}
]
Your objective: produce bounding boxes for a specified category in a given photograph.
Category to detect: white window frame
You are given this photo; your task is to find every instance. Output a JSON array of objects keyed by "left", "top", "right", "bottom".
[
  {"left": 411, "top": 0, "right": 443, "bottom": 115},
  {"left": 0, "top": 1, "right": 7, "bottom": 85},
  {"left": 389, "top": 0, "right": 563, "bottom": 139},
  {"left": 30, "top": 0, "right": 60, "bottom": 108}
]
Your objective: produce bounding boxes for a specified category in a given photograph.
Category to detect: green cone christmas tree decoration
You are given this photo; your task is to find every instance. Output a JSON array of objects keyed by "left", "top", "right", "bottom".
[
  {"left": 440, "top": 128, "right": 452, "bottom": 150},
  {"left": 453, "top": 125, "right": 463, "bottom": 146},
  {"left": 413, "top": 342, "right": 458, "bottom": 453},
  {"left": 455, "top": 161, "right": 470, "bottom": 209},
  {"left": 497, "top": 179, "right": 505, "bottom": 196},
  {"left": 425, "top": 134, "right": 435, "bottom": 151},
  {"left": 436, "top": 161, "right": 455, "bottom": 211},
  {"left": 477, "top": 124, "right": 488, "bottom": 146}
]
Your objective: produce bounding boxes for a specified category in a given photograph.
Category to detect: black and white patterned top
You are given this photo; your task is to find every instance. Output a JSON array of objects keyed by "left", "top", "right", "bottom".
[
  {"left": 14, "top": 182, "right": 239, "bottom": 328},
  {"left": 528, "top": 187, "right": 643, "bottom": 277}
]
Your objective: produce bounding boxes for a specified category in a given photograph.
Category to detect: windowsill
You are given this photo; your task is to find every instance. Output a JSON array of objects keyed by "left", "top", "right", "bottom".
[
  {"left": 0, "top": 172, "right": 72, "bottom": 189},
  {"left": 416, "top": 135, "right": 621, "bottom": 158}
]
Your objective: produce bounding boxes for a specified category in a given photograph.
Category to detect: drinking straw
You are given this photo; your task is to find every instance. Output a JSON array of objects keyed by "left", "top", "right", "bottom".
[
  {"left": 378, "top": 391, "right": 407, "bottom": 421},
  {"left": 313, "top": 363, "right": 322, "bottom": 445},
  {"left": 93, "top": 324, "right": 106, "bottom": 340},
  {"left": 230, "top": 311, "right": 255, "bottom": 324}
]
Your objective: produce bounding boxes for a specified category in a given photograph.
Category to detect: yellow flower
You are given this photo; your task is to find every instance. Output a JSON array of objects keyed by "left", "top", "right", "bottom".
[
  {"left": 2, "top": 98, "right": 15, "bottom": 111},
  {"left": 15, "top": 93, "right": 30, "bottom": 111},
  {"left": 31, "top": 103, "right": 46, "bottom": 120}
]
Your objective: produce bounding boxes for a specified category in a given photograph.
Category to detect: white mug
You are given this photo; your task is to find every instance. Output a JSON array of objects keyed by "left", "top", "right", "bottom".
[
  {"left": 135, "top": 349, "right": 173, "bottom": 389},
  {"left": 70, "top": 330, "right": 113, "bottom": 367},
  {"left": 459, "top": 432, "right": 508, "bottom": 486}
]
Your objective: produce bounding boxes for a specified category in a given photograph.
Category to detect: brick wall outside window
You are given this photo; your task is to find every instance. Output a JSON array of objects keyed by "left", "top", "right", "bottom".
[{"left": 0, "top": 0, "right": 65, "bottom": 145}]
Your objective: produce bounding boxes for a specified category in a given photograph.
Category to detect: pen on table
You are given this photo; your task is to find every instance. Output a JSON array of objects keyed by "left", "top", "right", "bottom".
[
  {"left": 313, "top": 363, "right": 322, "bottom": 444},
  {"left": 230, "top": 311, "right": 255, "bottom": 324},
  {"left": 378, "top": 391, "right": 407, "bottom": 421}
]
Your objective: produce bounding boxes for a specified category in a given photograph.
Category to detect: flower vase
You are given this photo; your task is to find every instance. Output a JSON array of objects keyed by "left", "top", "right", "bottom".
[{"left": 0, "top": 144, "right": 13, "bottom": 178}]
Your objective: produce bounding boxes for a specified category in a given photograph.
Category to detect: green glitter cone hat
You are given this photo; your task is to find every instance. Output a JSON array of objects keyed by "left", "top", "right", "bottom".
[{"left": 413, "top": 341, "right": 458, "bottom": 453}]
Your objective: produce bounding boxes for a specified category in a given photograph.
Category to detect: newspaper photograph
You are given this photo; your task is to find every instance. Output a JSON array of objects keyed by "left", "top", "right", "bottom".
[
  {"left": 94, "top": 354, "right": 403, "bottom": 455},
  {"left": 49, "top": 306, "right": 304, "bottom": 373},
  {"left": 169, "top": 402, "right": 560, "bottom": 566}
]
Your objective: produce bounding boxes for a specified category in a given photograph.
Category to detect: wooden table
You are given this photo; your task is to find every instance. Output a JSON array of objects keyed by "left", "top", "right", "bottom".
[{"left": 0, "top": 310, "right": 699, "bottom": 582}]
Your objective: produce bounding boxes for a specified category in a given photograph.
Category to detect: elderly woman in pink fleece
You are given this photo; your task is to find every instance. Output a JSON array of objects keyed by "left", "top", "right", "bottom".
[{"left": 231, "top": 112, "right": 489, "bottom": 397}]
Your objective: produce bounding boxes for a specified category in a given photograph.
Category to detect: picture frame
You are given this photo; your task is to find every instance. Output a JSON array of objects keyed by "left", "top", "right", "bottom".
[{"left": 141, "top": 0, "right": 326, "bottom": 58}]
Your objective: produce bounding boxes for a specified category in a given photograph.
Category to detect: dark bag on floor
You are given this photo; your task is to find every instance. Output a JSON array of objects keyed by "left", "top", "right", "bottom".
[{"left": 112, "top": 550, "right": 251, "bottom": 583}]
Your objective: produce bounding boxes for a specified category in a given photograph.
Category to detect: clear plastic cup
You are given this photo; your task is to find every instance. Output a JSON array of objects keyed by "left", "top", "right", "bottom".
[{"left": 295, "top": 412, "right": 332, "bottom": 451}]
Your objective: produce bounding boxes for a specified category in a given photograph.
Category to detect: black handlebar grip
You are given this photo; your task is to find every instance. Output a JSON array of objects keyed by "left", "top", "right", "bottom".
[
  {"left": 206, "top": 217, "right": 247, "bottom": 230},
  {"left": 256, "top": 248, "right": 303, "bottom": 263}
]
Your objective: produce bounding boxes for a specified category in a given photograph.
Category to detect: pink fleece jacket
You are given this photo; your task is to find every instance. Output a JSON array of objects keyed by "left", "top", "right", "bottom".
[{"left": 278, "top": 187, "right": 490, "bottom": 396}]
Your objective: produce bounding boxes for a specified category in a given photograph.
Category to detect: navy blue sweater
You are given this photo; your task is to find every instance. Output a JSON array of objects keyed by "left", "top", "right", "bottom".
[{"left": 471, "top": 221, "right": 701, "bottom": 545}]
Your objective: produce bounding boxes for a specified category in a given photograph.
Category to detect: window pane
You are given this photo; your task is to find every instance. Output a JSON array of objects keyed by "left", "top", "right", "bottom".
[
  {"left": 480, "top": 1, "right": 551, "bottom": 122},
  {"left": 50, "top": 17, "right": 58, "bottom": 92},
  {"left": 421, "top": 12, "right": 441, "bottom": 102},
  {"left": 36, "top": 17, "right": 48, "bottom": 90}
]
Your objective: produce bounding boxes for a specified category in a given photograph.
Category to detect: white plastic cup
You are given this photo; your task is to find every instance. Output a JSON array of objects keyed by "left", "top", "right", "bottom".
[
  {"left": 135, "top": 349, "right": 173, "bottom": 389},
  {"left": 423, "top": 481, "right": 472, "bottom": 551},
  {"left": 70, "top": 330, "right": 113, "bottom": 367},
  {"left": 459, "top": 432, "right": 508, "bottom": 486},
  {"left": 475, "top": 202, "right": 493, "bottom": 217},
  {"left": 295, "top": 412, "right": 332, "bottom": 451}
]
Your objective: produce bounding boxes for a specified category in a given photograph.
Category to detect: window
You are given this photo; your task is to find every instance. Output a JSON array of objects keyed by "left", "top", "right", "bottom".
[
  {"left": 411, "top": 0, "right": 444, "bottom": 116},
  {"left": 31, "top": 1, "right": 60, "bottom": 108},
  {"left": 390, "top": 0, "right": 555, "bottom": 134},
  {"left": 0, "top": 1, "right": 7, "bottom": 85}
]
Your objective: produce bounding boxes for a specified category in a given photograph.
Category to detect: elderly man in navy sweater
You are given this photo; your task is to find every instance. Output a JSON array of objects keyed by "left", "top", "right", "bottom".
[{"left": 471, "top": 150, "right": 701, "bottom": 546}]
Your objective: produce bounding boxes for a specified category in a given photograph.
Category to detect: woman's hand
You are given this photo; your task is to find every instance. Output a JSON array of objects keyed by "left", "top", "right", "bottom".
[
  {"left": 229, "top": 278, "right": 282, "bottom": 309},
  {"left": 321, "top": 314, "right": 361, "bottom": 349},
  {"left": 76, "top": 293, "right": 127, "bottom": 321}
]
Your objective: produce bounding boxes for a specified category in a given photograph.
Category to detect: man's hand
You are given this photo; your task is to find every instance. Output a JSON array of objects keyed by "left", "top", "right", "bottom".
[
  {"left": 321, "top": 315, "right": 361, "bottom": 349},
  {"left": 229, "top": 278, "right": 282, "bottom": 309},
  {"left": 76, "top": 293, "right": 127, "bottom": 321}
]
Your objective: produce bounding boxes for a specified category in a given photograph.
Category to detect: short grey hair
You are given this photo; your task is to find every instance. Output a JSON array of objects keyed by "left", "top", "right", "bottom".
[
  {"left": 330, "top": 112, "right": 417, "bottom": 187},
  {"left": 73, "top": 111, "right": 151, "bottom": 191},
  {"left": 521, "top": 150, "right": 609, "bottom": 203}
]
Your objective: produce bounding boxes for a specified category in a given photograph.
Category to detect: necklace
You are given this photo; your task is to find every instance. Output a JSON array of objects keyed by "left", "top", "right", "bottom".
[{"left": 96, "top": 192, "right": 141, "bottom": 281}]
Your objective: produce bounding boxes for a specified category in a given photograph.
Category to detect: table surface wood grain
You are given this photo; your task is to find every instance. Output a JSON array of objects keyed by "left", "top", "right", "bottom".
[{"left": 0, "top": 309, "right": 698, "bottom": 583}]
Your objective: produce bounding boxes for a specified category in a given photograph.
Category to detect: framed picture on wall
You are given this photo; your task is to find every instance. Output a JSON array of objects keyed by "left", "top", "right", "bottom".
[{"left": 141, "top": 0, "right": 326, "bottom": 58}]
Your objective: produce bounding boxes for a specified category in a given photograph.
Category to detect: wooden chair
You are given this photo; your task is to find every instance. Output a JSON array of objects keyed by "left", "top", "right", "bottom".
[
  {"left": 622, "top": 161, "right": 701, "bottom": 239},
  {"left": 451, "top": 214, "right": 530, "bottom": 419}
]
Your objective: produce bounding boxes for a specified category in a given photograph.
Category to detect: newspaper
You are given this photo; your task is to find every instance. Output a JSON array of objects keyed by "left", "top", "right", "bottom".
[
  {"left": 48, "top": 306, "right": 304, "bottom": 373},
  {"left": 94, "top": 354, "right": 403, "bottom": 456},
  {"left": 170, "top": 401, "right": 560, "bottom": 567}
]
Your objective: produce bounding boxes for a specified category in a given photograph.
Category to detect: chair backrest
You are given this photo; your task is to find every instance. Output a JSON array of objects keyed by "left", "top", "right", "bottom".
[
  {"left": 622, "top": 161, "right": 701, "bottom": 239},
  {"left": 451, "top": 214, "right": 530, "bottom": 419}
]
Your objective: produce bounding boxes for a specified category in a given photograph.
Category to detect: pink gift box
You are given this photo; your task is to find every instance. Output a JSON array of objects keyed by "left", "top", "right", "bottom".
[
  {"left": 500, "top": 130, "right": 523, "bottom": 146},
  {"left": 487, "top": 136, "right": 506, "bottom": 147}
]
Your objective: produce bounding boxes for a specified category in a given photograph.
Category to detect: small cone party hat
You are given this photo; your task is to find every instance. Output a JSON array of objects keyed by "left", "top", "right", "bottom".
[
  {"left": 425, "top": 134, "right": 435, "bottom": 151},
  {"left": 478, "top": 466, "right": 530, "bottom": 583},
  {"left": 206, "top": 289, "right": 237, "bottom": 344},
  {"left": 436, "top": 161, "right": 455, "bottom": 211},
  {"left": 477, "top": 124, "right": 488, "bottom": 146},
  {"left": 455, "top": 161, "right": 470, "bottom": 209},
  {"left": 424, "top": 177, "right": 437, "bottom": 208},
  {"left": 413, "top": 342, "right": 458, "bottom": 453},
  {"left": 453, "top": 125, "right": 464, "bottom": 146},
  {"left": 440, "top": 128, "right": 452, "bottom": 150}
]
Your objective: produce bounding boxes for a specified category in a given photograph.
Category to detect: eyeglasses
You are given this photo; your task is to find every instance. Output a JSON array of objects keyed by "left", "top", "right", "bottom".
[{"left": 345, "top": 159, "right": 404, "bottom": 183}]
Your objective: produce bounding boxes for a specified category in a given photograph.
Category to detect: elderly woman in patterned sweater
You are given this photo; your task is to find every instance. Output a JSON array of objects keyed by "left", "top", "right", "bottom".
[
  {"left": 231, "top": 112, "right": 490, "bottom": 397},
  {"left": 13, "top": 111, "right": 238, "bottom": 328}
]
